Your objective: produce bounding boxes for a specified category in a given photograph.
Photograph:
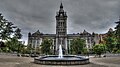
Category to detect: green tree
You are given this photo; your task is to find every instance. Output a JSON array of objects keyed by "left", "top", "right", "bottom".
[
  {"left": 93, "top": 44, "right": 106, "bottom": 57},
  {"left": 70, "top": 38, "right": 86, "bottom": 54},
  {"left": 40, "top": 38, "right": 53, "bottom": 55},
  {"left": 0, "top": 13, "right": 16, "bottom": 40},
  {"left": 104, "top": 37, "right": 116, "bottom": 53},
  {"left": 5, "top": 37, "right": 24, "bottom": 53},
  {"left": 13, "top": 28, "right": 23, "bottom": 53},
  {"left": 115, "top": 19, "right": 120, "bottom": 49},
  {"left": 14, "top": 28, "right": 22, "bottom": 39},
  {"left": 5, "top": 37, "right": 18, "bottom": 52},
  {"left": 18, "top": 43, "right": 25, "bottom": 53},
  {"left": 0, "top": 13, "right": 23, "bottom": 54},
  {"left": 104, "top": 28, "right": 118, "bottom": 53},
  {"left": 82, "top": 48, "right": 89, "bottom": 56},
  {"left": 26, "top": 44, "right": 34, "bottom": 54}
]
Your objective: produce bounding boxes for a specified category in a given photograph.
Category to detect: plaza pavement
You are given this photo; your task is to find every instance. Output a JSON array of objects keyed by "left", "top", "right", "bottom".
[
  {"left": 0, "top": 54, "right": 120, "bottom": 67},
  {"left": 90, "top": 57, "right": 120, "bottom": 67}
]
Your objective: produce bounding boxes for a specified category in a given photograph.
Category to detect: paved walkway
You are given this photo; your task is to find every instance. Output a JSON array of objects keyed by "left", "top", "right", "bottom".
[
  {"left": 0, "top": 55, "right": 33, "bottom": 67},
  {"left": 0, "top": 54, "right": 120, "bottom": 67},
  {"left": 90, "top": 57, "right": 120, "bottom": 67}
]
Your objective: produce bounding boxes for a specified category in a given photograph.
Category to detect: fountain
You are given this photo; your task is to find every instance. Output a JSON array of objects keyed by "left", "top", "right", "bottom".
[
  {"left": 34, "top": 44, "right": 89, "bottom": 65},
  {"left": 58, "top": 44, "right": 63, "bottom": 58}
]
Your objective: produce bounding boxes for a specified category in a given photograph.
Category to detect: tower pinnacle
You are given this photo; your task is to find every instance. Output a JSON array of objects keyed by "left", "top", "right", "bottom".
[
  {"left": 59, "top": 2, "right": 64, "bottom": 12},
  {"left": 60, "top": 2, "right": 63, "bottom": 8}
]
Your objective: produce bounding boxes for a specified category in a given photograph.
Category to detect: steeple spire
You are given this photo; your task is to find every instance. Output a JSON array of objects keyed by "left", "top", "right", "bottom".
[
  {"left": 59, "top": 2, "right": 64, "bottom": 12},
  {"left": 60, "top": 2, "right": 63, "bottom": 8},
  {"left": 56, "top": 1, "right": 67, "bottom": 17}
]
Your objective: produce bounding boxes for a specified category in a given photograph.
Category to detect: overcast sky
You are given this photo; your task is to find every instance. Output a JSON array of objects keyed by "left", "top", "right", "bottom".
[{"left": 0, "top": 0, "right": 119, "bottom": 44}]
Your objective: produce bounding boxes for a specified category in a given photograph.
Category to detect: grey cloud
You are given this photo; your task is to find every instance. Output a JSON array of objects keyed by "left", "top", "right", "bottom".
[
  {"left": 65, "top": 0, "right": 119, "bottom": 33},
  {"left": 0, "top": 0, "right": 119, "bottom": 43}
]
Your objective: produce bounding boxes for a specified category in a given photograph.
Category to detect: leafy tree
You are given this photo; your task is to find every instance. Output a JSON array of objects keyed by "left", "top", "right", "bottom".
[
  {"left": 115, "top": 19, "right": 120, "bottom": 49},
  {"left": 116, "top": 49, "right": 120, "bottom": 53},
  {"left": 40, "top": 38, "right": 53, "bottom": 55},
  {"left": 14, "top": 28, "right": 22, "bottom": 39},
  {"left": 36, "top": 47, "right": 41, "bottom": 54},
  {"left": 0, "top": 41, "right": 5, "bottom": 47},
  {"left": 82, "top": 48, "right": 89, "bottom": 56},
  {"left": 26, "top": 44, "right": 34, "bottom": 54},
  {"left": 103, "top": 28, "right": 117, "bottom": 53},
  {"left": 112, "top": 48, "right": 118, "bottom": 53},
  {"left": 104, "top": 37, "right": 116, "bottom": 53},
  {"left": 5, "top": 37, "right": 24, "bottom": 53},
  {"left": 18, "top": 43, "right": 25, "bottom": 53},
  {"left": 70, "top": 38, "right": 86, "bottom": 54},
  {"left": 14, "top": 28, "right": 23, "bottom": 53},
  {"left": 93, "top": 44, "right": 107, "bottom": 57},
  {"left": 0, "top": 13, "right": 16, "bottom": 40},
  {"left": 6, "top": 37, "right": 18, "bottom": 52},
  {"left": 0, "top": 13, "right": 23, "bottom": 53},
  {"left": 27, "top": 44, "right": 40, "bottom": 54}
]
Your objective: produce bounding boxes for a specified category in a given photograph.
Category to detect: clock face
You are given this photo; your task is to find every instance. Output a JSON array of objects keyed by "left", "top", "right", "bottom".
[{"left": 60, "top": 13, "right": 63, "bottom": 16}]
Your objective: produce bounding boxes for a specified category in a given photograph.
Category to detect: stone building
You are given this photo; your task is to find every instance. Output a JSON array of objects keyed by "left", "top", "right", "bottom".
[{"left": 28, "top": 3, "right": 100, "bottom": 54}]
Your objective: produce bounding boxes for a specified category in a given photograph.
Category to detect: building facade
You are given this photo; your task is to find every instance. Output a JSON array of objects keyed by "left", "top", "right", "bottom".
[{"left": 28, "top": 3, "right": 101, "bottom": 54}]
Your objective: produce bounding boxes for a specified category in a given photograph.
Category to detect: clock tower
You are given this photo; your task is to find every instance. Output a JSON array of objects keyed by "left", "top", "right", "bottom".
[{"left": 55, "top": 3, "right": 68, "bottom": 54}]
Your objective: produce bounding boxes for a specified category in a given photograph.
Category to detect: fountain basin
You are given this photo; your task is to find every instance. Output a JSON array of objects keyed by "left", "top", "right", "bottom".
[{"left": 34, "top": 55, "right": 89, "bottom": 65}]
